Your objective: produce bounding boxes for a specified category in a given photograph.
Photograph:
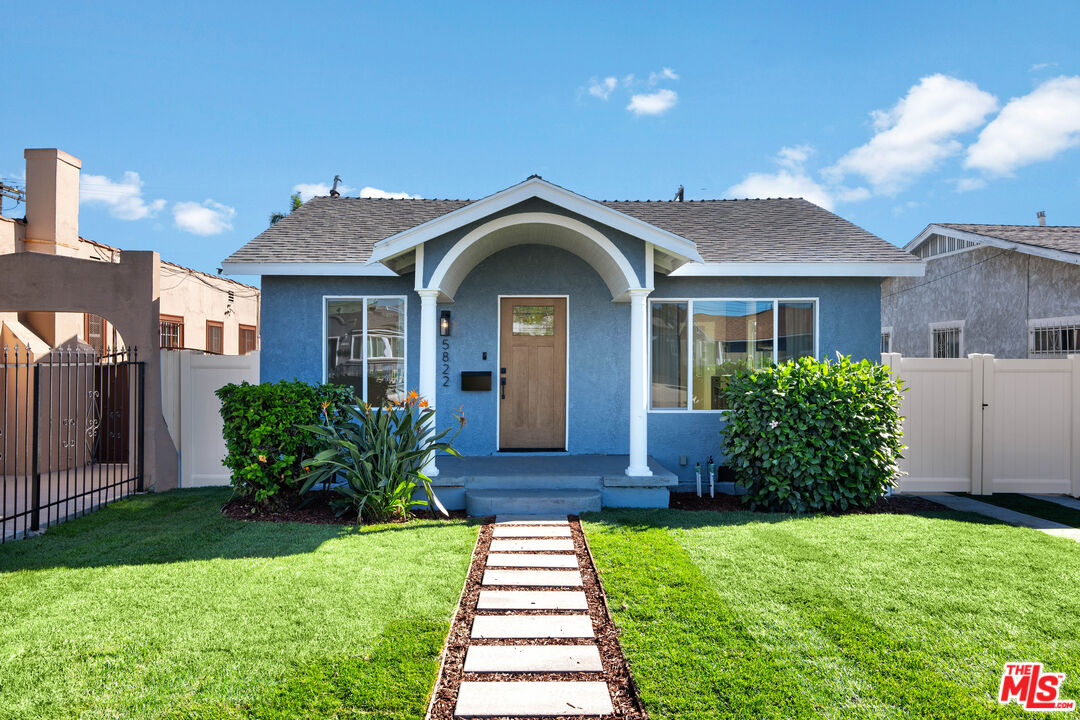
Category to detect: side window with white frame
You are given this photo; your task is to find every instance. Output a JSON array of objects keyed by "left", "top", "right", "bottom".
[
  {"left": 650, "top": 298, "right": 817, "bottom": 411},
  {"left": 930, "top": 321, "right": 963, "bottom": 359},
  {"left": 1028, "top": 316, "right": 1080, "bottom": 358},
  {"left": 880, "top": 327, "right": 892, "bottom": 354},
  {"left": 326, "top": 297, "right": 407, "bottom": 405}
]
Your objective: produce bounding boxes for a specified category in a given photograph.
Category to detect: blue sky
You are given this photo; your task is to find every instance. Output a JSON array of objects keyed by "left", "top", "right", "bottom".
[{"left": 3, "top": 1, "right": 1079, "bottom": 285}]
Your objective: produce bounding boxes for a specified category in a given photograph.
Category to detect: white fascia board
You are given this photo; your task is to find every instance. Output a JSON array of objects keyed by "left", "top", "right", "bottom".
[
  {"left": 366, "top": 177, "right": 704, "bottom": 265},
  {"left": 221, "top": 261, "right": 399, "bottom": 277},
  {"left": 669, "top": 261, "right": 926, "bottom": 278},
  {"left": 914, "top": 224, "right": 1080, "bottom": 267}
]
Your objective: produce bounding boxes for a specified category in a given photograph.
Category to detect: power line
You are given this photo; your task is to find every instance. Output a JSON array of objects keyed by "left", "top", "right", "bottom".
[{"left": 882, "top": 248, "right": 1012, "bottom": 299}]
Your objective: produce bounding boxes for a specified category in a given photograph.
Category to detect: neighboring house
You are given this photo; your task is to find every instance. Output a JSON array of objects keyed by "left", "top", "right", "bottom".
[
  {"left": 882, "top": 221, "right": 1080, "bottom": 359},
  {"left": 223, "top": 177, "right": 922, "bottom": 508},
  {"left": 0, "top": 148, "right": 259, "bottom": 357}
]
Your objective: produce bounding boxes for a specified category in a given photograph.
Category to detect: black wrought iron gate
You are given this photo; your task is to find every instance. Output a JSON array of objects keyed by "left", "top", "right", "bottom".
[{"left": 1, "top": 346, "right": 144, "bottom": 542}]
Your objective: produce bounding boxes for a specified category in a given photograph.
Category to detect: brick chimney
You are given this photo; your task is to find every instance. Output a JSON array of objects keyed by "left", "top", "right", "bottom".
[{"left": 23, "top": 148, "right": 81, "bottom": 253}]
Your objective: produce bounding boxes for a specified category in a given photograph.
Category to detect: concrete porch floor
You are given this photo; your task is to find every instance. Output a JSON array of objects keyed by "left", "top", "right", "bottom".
[{"left": 428, "top": 454, "right": 677, "bottom": 515}]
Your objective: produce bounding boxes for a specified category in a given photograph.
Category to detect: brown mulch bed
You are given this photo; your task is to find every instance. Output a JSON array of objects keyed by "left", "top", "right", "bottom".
[
  {"left": 221, "top": 492, "right": 468, "bottom": 525},
  {"left": 427, "top": 517, "right": 648, "bottom": 720},
  {"left": 669, "top": 491, "right": 948, "bottom": 514}
]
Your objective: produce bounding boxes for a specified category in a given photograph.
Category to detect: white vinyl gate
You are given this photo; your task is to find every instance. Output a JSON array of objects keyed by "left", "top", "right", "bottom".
[
  {"left": 161, "top": 350, "right": 259, "bottom": 488},
  {"left": 883, "top": 353, "right": 1080, "bottom": 497}
]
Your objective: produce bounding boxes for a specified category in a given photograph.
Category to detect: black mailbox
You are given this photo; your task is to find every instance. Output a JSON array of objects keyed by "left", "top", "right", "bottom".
[{"left": 461, "top": 371, "right": 492, "bottom": 391}]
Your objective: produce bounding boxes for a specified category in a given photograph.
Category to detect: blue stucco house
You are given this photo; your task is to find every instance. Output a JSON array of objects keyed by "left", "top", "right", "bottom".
[{"left": 222, "top": 177, "right": 923, "bottom": 513}]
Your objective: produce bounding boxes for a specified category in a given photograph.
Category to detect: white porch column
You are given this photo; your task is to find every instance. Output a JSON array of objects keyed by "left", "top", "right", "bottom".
[
  {"left": 418, "top": 288, "right": 440, "bottom": 477},
  {"left": 626, "top": 288, "right": 652, "bottom": 476}
]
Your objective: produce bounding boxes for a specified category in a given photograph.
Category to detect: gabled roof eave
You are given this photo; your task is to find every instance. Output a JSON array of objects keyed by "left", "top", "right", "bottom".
[
  {"left": 910, "top": 223, "right": 1080, "bottom": 267},
  {"left": 365, "top": 177, "right": 704, "bottom": 265}
]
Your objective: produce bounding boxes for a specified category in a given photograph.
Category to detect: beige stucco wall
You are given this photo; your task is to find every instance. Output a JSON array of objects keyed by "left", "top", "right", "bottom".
[{"left": 1, "top": 148, "right": 259, "bottom": 355}]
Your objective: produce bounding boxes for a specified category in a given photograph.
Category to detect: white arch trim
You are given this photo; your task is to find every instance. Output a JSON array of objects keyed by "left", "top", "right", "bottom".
[{"left": 426, "top": 212, "right": 644, "bottom": 301}]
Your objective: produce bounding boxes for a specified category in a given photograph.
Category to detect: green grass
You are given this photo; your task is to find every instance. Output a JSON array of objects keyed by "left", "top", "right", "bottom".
[
  {"left": 0, "top": 489, "right": 478, "bottom": 720},
  {"left": 583, "top": 508, "right": 1080, "bottom": 719},
  {"left": 954, "top": 493, "right": 1080, "bottom": 528}
]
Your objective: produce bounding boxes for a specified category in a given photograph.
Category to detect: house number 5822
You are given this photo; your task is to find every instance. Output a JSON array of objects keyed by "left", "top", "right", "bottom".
[{"left": 441, "top": 338, "right": 450, "bottom": 387}]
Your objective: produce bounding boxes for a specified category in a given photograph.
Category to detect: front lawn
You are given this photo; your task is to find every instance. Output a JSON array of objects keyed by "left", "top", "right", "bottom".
[
  {"left": 583, "top": 508, "right": 1080, "bottom": 719},
  {"left": 0, "top": 489, "right": 477, "bottom": 720}
]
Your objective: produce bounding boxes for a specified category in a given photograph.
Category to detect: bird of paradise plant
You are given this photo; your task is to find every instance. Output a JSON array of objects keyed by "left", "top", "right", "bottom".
[{"left": 298, "top": 392, "right": 465, "bottom": 522}]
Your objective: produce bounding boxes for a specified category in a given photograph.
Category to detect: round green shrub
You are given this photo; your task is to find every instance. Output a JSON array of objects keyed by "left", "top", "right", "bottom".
[
  {"left": 215, "top": 380, "right": 354, "bottom": 505},
  {"left": 720, "top": 355, "right": 905, "bottom": 513}
]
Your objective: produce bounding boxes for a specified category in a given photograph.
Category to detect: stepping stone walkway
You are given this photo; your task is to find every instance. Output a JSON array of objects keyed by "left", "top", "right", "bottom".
[{"left": 449, "top": 514, "right": 616, "bottom": 718}]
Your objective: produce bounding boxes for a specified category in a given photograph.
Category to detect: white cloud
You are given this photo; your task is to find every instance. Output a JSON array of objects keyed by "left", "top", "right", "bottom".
[
  {"left": 173, "top": 199, "right": 235, "bottom": 235},
  {"left": 292, "top": 182, "right": 420, "bottom": 201},
  {"left": 358, "top": 186, "right": 422, "bottom": 199},
  {"left": 824, "top": 74, "right": 998, "bottom": 194},
  {"left": 954, "top": 177, "right": 988, "bottom": 192},
  {"left": 649, "top": 67, "right": 679, "bottom": 85},
  {"left": 726, "top": 145, "right": 836, "bottom": 210},
  {"left": 80, "top": 171, "right": 166, "bottom": 221},
  {"left": 627, "top": 89, "right": 678, "bottom": 116},
  {"left": 1030, "top": 62, "right": 1057, "bottom": 72},
  {"left": 588, "top": 76, "right": 618, "bottom": 100},
  {"left": 965, "top": 76, "right": 1080, "bottom": 175}
]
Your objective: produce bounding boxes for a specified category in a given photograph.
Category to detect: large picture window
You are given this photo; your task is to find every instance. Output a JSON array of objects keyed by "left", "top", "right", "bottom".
[
  {"left": 650, "top": 298, "right": 817, "bottom": 411},
  {"left": 326, "top": 297, "right": 406, "bottom": 405}
]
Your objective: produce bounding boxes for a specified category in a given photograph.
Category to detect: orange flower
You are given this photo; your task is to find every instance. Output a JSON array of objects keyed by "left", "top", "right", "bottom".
[
  {"left": 258, "top": 454, "right": 267, "bottom": 463},
  {"left": 419, "top": 399, "right": 429, "bottom": 408},
  {"left": 321, "top": 401, "right": 331, "bottom": 410}
]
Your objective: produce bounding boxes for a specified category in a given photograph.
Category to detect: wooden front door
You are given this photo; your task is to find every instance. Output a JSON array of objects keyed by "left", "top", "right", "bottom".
[{"left": 499, "top": 297, "right": 567, "bottom": 450}]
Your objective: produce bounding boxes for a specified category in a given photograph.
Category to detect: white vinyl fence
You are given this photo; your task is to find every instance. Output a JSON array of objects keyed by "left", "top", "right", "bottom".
[
  {"left": 883, "top": 353, "right": 1080, "bottom": 497},
  {"left": 161, "top": 350, "right": 259, "bottom": 488}
]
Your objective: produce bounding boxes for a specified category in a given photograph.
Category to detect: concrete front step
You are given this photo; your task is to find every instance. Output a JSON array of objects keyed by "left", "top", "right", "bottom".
[
  {"left": 490, "top": 539, "right": 575, "bottom": 552},
  {"left": 464, "top": 644, "right": 604, "bottom": 672},
  {"left": 495, "top": 514, "right": 570, "bottom": 525},
  {"left": 477, "top": 590, "right": 589, "bottom": 610},
  {"left": 455, "top": 680, "right": 613, "bottom": 717},
  {"left": 467, "top": 489, "right": 601, "bottom": 516},
  {"left": 486, "top": 553, "right": 579, "bottom": 568},
  {"left": 482, "top": 569, "right": 583, "bottom": 587},
  {"left": 471, "top": 614, "right": 594, "bottom": 639},
  {"left": 492, "top": 525, "right": 572, "bottom": 538}
]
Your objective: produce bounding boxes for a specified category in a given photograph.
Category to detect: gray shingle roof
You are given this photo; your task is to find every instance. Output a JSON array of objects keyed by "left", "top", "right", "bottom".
[
  {"left": 939, "top": 223, "right": 1080, "bottom": 256},
  {"left": 224, "top": 195, "right": 917, "bottom": 265}
]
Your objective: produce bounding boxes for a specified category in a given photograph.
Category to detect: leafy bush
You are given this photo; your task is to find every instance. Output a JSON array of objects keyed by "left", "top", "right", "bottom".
[
  {"left": 299, "top": 392, "right": 465, "bottom": 522},
  {"left": 216, "top": 380, "right": 354, "bottom": 504},
  {"left": 720, "top": 355, "right": 905, "bottom": 513}
]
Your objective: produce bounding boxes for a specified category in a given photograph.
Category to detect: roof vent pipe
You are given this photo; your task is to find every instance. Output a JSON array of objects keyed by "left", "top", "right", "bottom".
[
  {"left": 330, "top": 175, "right": 342, "bottom": 198},
  {"left": 1037, "top": 210, "right": 1046, "bottom": 226},
  {"left": 674, "top": 185, "right": 684, "bottom": 202}
]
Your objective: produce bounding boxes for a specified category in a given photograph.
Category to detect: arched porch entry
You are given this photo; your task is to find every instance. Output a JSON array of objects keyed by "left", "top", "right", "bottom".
[{"left": 416, "top": 212, "right": 653, "bottom": 477}]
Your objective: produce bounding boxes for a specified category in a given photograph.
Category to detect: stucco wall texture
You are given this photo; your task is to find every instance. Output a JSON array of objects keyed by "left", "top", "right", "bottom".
[
  {"left": 260, "top": 239, "right": 882, "bottom": 485},
  {"left": 882, "top": 247, "right": 1080, "bottom": 358}
]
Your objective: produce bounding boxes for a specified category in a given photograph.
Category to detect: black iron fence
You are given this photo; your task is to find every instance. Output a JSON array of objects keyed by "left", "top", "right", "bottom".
[{"left": 1, "top": 346, "right": 145, "bottom": 542}]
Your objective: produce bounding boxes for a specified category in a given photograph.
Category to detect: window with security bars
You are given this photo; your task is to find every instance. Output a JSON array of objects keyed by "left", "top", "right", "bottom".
[
  {"left": 1029, "top": 319, "right": 1080, "bottom": 358},
  {"left": 239, "top": 325, "right": 257, "bottom": 355},
  {"left": 85, "top": 313, "right": 106, "bottom": 355},
  {"left": 206, "top": 321, "right": 224, "bottom": 354},
  {"left": 931, "top": 326, "right": 962, "bottom": 358},
  {"left": 160, "top": 315, "right": 184, "bottom": 349}
]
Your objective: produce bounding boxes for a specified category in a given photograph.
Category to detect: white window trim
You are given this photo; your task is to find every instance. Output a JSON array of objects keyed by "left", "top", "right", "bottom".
[
  {"left": 929, "top": 320, "right": 964, "bottom": 359},
  {"left": 1028, "top": 315, "right": 1080, "bottom": 358},
  {"left": 881, "top": 326, "right": 893, "bottom": 354},
  {"left": 323, "top": 295, "right": 408, "bottom": 401},
  {"left": 647, "top": 297, "right": 819, "bottom": 413}
]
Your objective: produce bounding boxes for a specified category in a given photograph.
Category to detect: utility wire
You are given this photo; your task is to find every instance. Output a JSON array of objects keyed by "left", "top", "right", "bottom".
[{"left": 882, "top": 249, "right": 1013, "bottom": 299}]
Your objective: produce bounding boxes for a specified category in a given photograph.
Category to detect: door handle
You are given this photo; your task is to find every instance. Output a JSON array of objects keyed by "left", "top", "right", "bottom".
[{"left": 500, "top": 376, "right": 506, "bottom": 400}]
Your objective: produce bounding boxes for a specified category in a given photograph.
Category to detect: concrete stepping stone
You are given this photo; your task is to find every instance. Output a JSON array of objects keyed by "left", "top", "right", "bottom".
[
  {"left": 456, "top": 680, "right": 613, "bottom": 717},
  {"left": 495, "top": 514, "right": 570, "bottom": 525},
  {"left": 492, "top": 526, "right": 572, "bottom": 538},
  {"left": 471, "top": 614, "right": 594, "bottom": 639},
  {"left": 486, "top": 553, "right": 578, "bottom": 568},
  {"left": 489, "top": 539, "right": 574, "bottom": 552},
  {"left": 464, "top": 644, "right": 603, "bottom": 672},
  {"left": 482, "top": 569, "right": 582, "bottom": 587},
  {"left": 477, "top": 590, "right": 588, "bottom": 610}
]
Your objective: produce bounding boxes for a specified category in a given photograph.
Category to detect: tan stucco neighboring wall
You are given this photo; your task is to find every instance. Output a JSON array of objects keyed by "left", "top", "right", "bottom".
[{"left": 158, "top": 264, "right": 259, "bottom": 353}]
